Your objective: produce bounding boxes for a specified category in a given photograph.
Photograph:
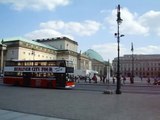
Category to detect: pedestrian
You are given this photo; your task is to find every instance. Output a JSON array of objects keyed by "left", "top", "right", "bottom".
[
  {"left": 88, "top": 73, "right": 91, "bottom": 83},
  {"left": 154, "top": 77, "right": 158, "bottom": 85},
  {"left": 123, "top": 76, "right": 126, "bottom": 84},
  {"left": 89, "top": 77, "right": 91, "bottom": 83},
  {"left": 140, "top": 76, "right": 143, "bottom": 82},
  {"left": 103, "top": 75, "right": 105, "bottom": 83},
  {"left": 130, "top": 77, "right": 134, "bottom": 84},
  {"left": 77, "top": 76, "right": 80, "bottom": 83},
  {"left": 84, "top": 76, "right": 87, "bottom": 83},
  {"left": 100, "top": 75, "right": 103, "bottom": 82},
  {"left": 74, "top": 76, "right": 77, "bottom": 82},
  {"left": 92, "top": 74, "right": 97, "bottom": 83},
  {"left": 147, "top": 77, "right": 151, "bottom": 85},
  {"left": 112, "top": 77, "right": 115, "bottom": 84}
]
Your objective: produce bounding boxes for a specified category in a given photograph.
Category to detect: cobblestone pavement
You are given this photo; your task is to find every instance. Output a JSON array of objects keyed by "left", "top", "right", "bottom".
[
  {"left": 0, "top": 84, "right": 160, "bottom": 120},
  {"left": 0, "top": 109, "right": 67, "bottom": 120}
]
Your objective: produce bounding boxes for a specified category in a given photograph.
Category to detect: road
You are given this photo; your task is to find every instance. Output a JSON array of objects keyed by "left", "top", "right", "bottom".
[
  {"left": 0, "top": 80, "right": 160, "bottom": 120},
  {"left": 75, "top": 82, "right": 160, "bottom": 95}
]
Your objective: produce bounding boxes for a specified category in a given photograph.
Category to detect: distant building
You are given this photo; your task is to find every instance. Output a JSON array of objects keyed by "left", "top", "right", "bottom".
[
  {"left": 112, "top": 54, "right": 160, "bottom": 78},
  {"left": 83, "top": 49, "right": 109, "bottom": 76}
]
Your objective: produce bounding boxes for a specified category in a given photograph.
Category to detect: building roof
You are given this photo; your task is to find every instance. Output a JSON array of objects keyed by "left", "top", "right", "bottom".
[
  {"left": 35, "top": 36, "right": 78, "bottom": 45},
  {"left": 83, "top": 49, "right": 104, "bottom": 62},
  {"left": 1, "top": 37, "right": 57, "bottom": 50}
]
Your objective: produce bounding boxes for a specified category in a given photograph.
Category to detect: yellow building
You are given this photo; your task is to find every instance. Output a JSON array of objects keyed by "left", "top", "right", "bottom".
[{"left": 0, "top": 37, "right": 108, "bottom": 76}]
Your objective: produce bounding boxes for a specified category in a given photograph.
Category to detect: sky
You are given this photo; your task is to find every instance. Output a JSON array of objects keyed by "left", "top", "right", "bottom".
[{"left": 1, "top": 0, "right": 160, "bottom": 61}]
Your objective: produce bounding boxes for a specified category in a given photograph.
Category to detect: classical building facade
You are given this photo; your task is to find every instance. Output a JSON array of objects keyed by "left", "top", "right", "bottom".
[
  {"left": 1, "top": 37, "right": 57, "bottom": 60},
  {"left": 34, "top": 37, "right": 79, "bottom": 69},
  {"left": 35, "top": 37, "right": 78, "bottom": 52},
  {"left": 0, "top": 37, "right": 108, "bottom": 76},
  {"left": 112, "top": 54, "right": 160, "bottom": 78}
]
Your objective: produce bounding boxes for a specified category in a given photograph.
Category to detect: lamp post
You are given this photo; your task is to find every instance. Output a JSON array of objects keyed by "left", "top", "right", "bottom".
[
  {"left": 131, "top": 42, "right": 134, "bottom": 84},
  {"left": 115, "top": 4, "right": 123, "bottom": 94},
  {"left": 79, "top": 50, "right": 81, "bottom": 70},
  {"left": 0, "top": 39, "right": 6, "bottom": 76},
  {"left": 0, "top": 41, "right": 3, "bottom": 75}
]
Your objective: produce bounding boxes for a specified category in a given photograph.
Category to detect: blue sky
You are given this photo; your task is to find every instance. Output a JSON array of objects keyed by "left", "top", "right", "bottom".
[{"left": 1, "top": 0, "right": 160, "bottom": 61}]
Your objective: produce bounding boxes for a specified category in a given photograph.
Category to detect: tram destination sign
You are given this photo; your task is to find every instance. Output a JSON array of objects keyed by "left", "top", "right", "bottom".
[{"left": 4, "top": 66, "right": 66, "bottom": 73}]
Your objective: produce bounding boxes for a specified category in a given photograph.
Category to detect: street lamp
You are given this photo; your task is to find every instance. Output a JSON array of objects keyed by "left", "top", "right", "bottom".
[
  {"left": 131, "top": 42, "right": 134, "bottom": 84},
  {"left": 0, "top": 39, "right": 7, "bottom": 76},
  {"left": 115, "top": 4, "right": 123, "bottom": 94}
]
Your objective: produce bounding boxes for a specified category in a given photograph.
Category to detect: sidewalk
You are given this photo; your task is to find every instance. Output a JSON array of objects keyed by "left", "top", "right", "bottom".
[
  {"left": 76, "top": 78, "right": 155, "bottom": 87},
  {"left": 0, "top": 109, "right": 66, "bottom": 120}
]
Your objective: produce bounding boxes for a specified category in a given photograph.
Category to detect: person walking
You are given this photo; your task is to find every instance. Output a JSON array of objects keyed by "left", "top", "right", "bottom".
[
  {"left": 147, "top": 77, "right": 151, "bottom": 85},
  {"left": 112, "top": 77, "right": 115, "bottom": 84},
  {"left": 84, "top": 76, "right": 87, "bottom": 83},
  {"left": 103, "top": 75, "right": 105, "bottom": 83},
  {"left": 123, "top": 76, "right": 126, "bottom": 84},
  {"left": 92, "top": 74, "right": 97, "bottom": 83}
]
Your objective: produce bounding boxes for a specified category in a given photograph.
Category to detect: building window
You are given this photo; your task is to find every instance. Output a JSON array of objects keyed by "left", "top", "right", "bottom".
[
  {"left": 66, "top": 44, "right": 69, "bottom": 49},
  {"left": 60, "top": 45, "right": 62, "bottom": 49},
  {"left": 11, "top": 50, "right": 14, "bottom": 54}
]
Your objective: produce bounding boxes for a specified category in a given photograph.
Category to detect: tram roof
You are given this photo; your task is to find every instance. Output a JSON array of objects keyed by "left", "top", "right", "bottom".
[{"left": 5, "top": 59, "right": 72, "bottom": 62}]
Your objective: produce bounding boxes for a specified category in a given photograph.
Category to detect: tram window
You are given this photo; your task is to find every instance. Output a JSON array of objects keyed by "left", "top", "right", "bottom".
[
  {"left": 58, "top": 61, "right": 65, "bottom": 67},
  {"left": 38, "top": 63, "right": 41, "bottom": 66},
  {"left": 47, "top": 73, "right": 55, "bottom": 77},
  {"left": 43, "top": 73, "right": 47, "bottom": 77},
  {"left": 17, "top": 72, "right": 23, "bottom": 76},
  {"left": 47, "top": 62, "right": 56, "bottom": 66},
  {"left": 5, "top": 72, "right": 17, "bottom": 76},
  {"left": 6, "top": 62, "right": 17, "bottom": 66}
]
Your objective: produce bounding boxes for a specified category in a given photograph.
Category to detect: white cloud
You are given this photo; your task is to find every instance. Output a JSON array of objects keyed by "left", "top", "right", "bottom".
[
  {"left": 92, "top": 43, "right": 127, "bottom": 61},
  {"left": 40, "top": 20, "right": 101, "bottom": 36},
  {"left": 0, "top": 0, "right": 71, "bottom": 11},
  {"left": 40, "top": 20, "right": 65, "bottom": 30},
  {"left": 135, "top": 45, "right": 160, "bottom": 54},
  {"left": 66, "top": 20, "right": 101, "bottom": 36},
  {"left": 106, "top": 8, "right": 160, "bottom": 37},
  {"left": 157, "top": 28, "right": 160, "bottom": 36},
  {"left": 139, "top": 10, "right": 160, "bottom": 36},
  {"left": 106, "top": 8, "right": 149, "bottom": 36},
  {"left": 25, "top": 20, "right": 101, "bottom": 39},
  {"left": 24, "top": 29, "right": 74, "bottom": 40},
  {"left": 91, "top": 43, "right": 160, "bottom": 61}
]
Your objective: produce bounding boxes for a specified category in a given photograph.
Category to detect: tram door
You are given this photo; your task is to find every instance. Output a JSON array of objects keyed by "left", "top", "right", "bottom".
[
  {"left": 23, "top": 72, "right": 31, "bottom": 86},
  {"left": 55, "top": 73, "right": 66, "bottom": 88}
]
